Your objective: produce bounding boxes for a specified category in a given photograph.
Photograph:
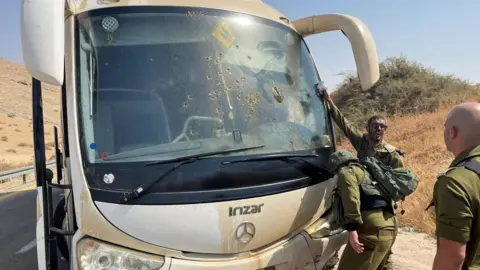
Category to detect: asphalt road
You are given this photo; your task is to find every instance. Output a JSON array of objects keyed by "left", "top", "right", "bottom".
[{"left": 0, "top": 188, "right": 69, "bottom": 269}]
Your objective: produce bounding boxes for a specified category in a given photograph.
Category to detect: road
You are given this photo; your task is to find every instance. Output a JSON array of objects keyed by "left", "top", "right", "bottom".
[{"left": 0, "top": 187, "right": 69, "bottom": 269}]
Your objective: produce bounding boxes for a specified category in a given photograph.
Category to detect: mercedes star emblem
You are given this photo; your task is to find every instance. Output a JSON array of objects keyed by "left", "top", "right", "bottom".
[{"left": 235, "top": 222, "right": 256, "bottom": 243}]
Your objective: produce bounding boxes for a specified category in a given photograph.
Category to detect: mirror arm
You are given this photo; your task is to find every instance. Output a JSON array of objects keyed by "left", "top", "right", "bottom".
[{"left": 292, "top": 14, "right": 380, "bottom": 90}]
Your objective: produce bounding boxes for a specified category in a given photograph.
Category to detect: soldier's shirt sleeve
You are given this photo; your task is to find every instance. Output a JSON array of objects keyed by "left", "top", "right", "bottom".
[
  {"left": 328, "top": 103, "right": 364, "bottom": 151},
  {"left": 389, "top": 151, "right": 405, "bottom": 169},
  {"left": 433, "top": 175, "right": 472, "bottom": 244},
  {"left": 337, "top": 167, "right": 362, "bottom": 230}
]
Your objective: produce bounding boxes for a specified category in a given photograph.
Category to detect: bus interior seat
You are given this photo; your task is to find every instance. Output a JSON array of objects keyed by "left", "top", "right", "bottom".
[{"left": 94, "top": 89, "right": 171, "bottom": 156}]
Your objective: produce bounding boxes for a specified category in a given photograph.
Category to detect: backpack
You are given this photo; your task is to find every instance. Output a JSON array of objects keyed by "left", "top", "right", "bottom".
[
  {"left": 359, "top": 156, "right": 419, "bottom": 202},
  {"left": 330, "top": 163, "right": 391, "bottom": 226}
]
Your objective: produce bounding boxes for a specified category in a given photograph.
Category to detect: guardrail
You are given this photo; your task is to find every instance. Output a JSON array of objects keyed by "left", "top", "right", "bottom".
[{"left": 0, "top": 161, "right": 57, "bottom": 185}]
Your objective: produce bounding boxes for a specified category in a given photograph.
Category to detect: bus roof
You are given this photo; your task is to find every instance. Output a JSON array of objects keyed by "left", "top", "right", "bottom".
[{"left": 66, "top": 0, "right": 296, "bottom": 31}]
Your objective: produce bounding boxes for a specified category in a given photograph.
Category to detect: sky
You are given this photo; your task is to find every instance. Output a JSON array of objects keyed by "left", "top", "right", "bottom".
[{"left": 1, "top": 1, "right": 479, "bottom": 91}]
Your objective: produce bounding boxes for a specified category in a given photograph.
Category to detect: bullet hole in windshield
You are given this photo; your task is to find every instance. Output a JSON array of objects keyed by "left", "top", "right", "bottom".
[
  {"left": 209, "top": 89, "right": 221, "bottom": 101},
  {"left": 272, "top": 86, "right": 284, "bottom": 103},
  {"left": 183, "top": 95, "right": 193, "bottom": 108},
  {"left": 245, "top": 92, "right": 260, "bottom": 121}
]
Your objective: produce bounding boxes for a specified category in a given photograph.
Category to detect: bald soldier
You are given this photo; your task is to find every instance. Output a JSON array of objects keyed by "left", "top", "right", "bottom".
[
  {"left": 431, "top": 102, "right": 480, "bottom": 270},
  {"left": 319, "top": 86, "right": 404, "bottom": 269}
]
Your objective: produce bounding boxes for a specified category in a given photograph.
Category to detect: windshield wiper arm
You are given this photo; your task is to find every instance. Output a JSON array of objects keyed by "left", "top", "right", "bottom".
[
  {"left": 221, "top": 153, "right": 330, "bottom": 173},
  {"left": 122, "top": 145, "right": 265, "bottom": 202}
]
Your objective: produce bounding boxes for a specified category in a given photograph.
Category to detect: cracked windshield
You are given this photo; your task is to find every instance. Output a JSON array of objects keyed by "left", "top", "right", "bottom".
[{"left": 77, "top": 9, "right": 331, "bottom": 163}]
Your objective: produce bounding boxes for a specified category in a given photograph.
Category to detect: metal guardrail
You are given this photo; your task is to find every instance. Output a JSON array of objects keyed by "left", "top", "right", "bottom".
[{"left": 0, "top": 161, "right": 56, "bottom": 184}]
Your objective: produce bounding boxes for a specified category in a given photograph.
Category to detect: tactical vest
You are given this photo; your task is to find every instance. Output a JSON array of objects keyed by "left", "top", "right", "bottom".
[{"left": 350, "top": 163, "right": 393, "bottom": 213}]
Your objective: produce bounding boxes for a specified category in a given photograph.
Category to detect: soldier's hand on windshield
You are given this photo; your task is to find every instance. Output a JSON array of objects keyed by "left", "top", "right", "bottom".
[
  {"left": 348, "top": 231, "right": 364, "bottom": 254},
  {"left": 316, "top": 83, "right": 333, "bottom": 105}
]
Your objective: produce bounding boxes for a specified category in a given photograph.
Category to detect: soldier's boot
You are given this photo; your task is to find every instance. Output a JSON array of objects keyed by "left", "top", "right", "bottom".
[{"left": 337, "top": 230, "right": 394, "bottom": 270}]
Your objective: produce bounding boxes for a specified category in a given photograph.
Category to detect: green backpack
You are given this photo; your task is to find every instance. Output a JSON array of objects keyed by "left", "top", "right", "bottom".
[{"left": 359, "top": 156, "right": 419, "bottom": 202}]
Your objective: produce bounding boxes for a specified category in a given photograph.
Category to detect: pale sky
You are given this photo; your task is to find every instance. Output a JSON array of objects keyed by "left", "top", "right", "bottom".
[{"left": 1, "top": 0, "right": 479, "bottom": 90}]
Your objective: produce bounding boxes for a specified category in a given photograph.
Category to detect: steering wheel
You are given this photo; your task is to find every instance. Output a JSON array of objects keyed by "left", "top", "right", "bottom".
[{"left": 172, "top": 116, "right": 226, "bottom": 143}]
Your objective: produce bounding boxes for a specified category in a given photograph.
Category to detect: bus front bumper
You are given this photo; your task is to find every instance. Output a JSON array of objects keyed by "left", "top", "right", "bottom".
[
  {"left": 168, "top": 231, "right": 347, "bottom": 270},
  {"left": 72, "top": 230, "right": 347, "bottom": 270}
]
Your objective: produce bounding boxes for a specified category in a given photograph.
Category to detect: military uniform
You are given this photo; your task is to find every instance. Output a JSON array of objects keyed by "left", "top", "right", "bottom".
[
  {"left": 329, "top": 151, "right": 396, "bottom": 270},
  {"left": 432, "top": 145, "right": 480, "bottom": 269},
  {"left": 328, "top": 103, "right": 404, "bottom": 270}
]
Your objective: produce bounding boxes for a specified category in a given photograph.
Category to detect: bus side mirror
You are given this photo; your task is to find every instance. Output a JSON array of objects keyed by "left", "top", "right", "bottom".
[
  {"left": 20, "top": 0, "right": 65, "bottom": 86},
  {"left": 292, "top": 14, "right": 380, "bottom": 91}
]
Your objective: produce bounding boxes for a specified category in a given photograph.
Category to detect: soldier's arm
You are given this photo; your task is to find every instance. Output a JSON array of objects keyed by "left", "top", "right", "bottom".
[
  {"left": 432, "top": 175, "right": 469, "bottom": 270},
  {"left": 328, "top": 103, "right": 364, "bottom": 151},
  {"left": 337, "top": 167, "right": 362, "bottom": 231}
]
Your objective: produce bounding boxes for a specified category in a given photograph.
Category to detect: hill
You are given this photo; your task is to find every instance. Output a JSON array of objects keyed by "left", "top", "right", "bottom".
[
  {"left": 0, "top": 57, "right": 60, "bottom": 170},
  {"left": 330, "top": 56, "right": 479, "bottom": 131}
]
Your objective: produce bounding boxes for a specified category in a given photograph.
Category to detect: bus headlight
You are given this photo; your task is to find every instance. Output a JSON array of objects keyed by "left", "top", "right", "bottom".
[{"left": 77, "top": 238, "right": 165, "bottom": 269}]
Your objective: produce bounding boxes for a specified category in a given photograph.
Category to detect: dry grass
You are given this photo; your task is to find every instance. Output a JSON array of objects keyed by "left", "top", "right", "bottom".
[{"left": 336, "top": 97, "right": 480, "bottom": 235}]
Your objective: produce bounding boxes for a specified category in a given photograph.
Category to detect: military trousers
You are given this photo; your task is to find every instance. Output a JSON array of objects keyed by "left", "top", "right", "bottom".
[
  {"left": 337, "top": 228, "right": 395, "bottom": 270},
  {"left": 378, "top": 216, "right": 398, "bottom": 270}
]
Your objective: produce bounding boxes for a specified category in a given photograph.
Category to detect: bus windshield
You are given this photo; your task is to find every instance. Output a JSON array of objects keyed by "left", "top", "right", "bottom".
[{"left": 76, "top": 7, "right": 332, "bottom": 164}]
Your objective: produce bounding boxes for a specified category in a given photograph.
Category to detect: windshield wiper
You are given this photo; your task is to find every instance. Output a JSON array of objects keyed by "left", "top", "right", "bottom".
[
  {"left": 221, "top": 153, "right": 330, "bottom": 173},
  {"left": 122, "top": 145, "right": 265, "bottom": 202}
]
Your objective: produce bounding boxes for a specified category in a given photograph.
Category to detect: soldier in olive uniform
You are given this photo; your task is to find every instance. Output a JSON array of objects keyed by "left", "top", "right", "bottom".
[
  {"left": 431, "top": 102, "right": 480, "bottom": 270},
  {"left": 329, "top": 150, "right": 396, "bottom": 270},
  {"left": 319, "top": 87, "right": 404, "bottom": 269}
]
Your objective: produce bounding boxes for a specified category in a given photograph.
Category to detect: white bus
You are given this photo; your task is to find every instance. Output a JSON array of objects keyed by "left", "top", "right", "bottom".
[{"left": 20, "top": 0, "right": 380, "bottom": 269}]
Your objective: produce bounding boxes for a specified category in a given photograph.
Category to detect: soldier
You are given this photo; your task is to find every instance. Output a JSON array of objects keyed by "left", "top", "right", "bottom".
[
  {"left": 319, "top": 86, "right": 404, "bottom": 269},
  {"left": 318, "top": 85, "right": 404, "bottom": 168},
  {"left": 329, "top": 150, "right": 396, "bottom": 270},
  {"left": 431, "top": 102, "right": 480, "bottom": 270}
]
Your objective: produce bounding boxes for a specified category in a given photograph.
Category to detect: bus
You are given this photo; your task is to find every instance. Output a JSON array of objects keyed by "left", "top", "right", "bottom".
[{"left": 20, "top": 0, "right": 380, "bottom": 269}]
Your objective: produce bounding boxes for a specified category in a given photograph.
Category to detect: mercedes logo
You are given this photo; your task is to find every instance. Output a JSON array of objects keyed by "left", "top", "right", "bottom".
[{"left": 235, "top": 222, "right": 256, "bottom": 243}]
